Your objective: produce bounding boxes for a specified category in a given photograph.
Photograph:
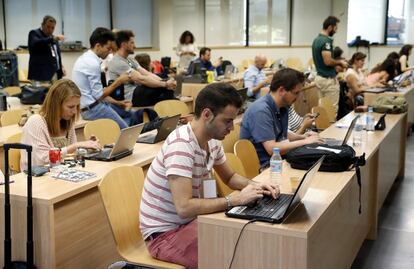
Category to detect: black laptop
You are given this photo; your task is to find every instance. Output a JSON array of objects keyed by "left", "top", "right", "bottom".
[
  {"left": 137, "top": 114, "right": 180, "bottom": 144},
  {"left": 84, "top": 123, "right": 144, "bottom": 161},
  {"left": 324, "top": 115, "right": 359, "bottom": 146},
  {"left": 226, "top": 156, "right": 325, "bottom": 223}
]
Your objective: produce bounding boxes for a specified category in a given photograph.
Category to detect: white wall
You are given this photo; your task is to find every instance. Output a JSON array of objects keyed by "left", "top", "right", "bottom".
[{"left": 15, "top": 0, "right": 414, "bottom": 78}]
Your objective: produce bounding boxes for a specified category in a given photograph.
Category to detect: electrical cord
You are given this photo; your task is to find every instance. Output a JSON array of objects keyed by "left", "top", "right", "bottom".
[{"left": 228, "top": 219, "right": 257, "bottom": 269}]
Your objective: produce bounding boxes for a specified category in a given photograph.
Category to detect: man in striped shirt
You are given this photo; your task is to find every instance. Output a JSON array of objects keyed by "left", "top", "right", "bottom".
[{"left": 140, "top": 83, "right": 278, "bottom": 269}]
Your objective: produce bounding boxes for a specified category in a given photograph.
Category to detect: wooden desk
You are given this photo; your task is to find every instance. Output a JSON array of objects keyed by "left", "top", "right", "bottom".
[
  {"left": 199, "top": 112, "right": 406, "bottom": 269},
  {"left": 364, "top": 85, "right": 414, "bottom": 129},
  {"left": 0, "top": 142, "right": 163, "bottom": 269}
]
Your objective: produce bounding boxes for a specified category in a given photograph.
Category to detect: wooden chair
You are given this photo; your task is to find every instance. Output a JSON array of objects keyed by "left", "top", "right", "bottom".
[
  {"left": 18, "top": 69, "right": 30, "bottom": 84},
  {"left": 222, "top": 124, "right": 240, "bottom": 153},
  {"left": 154, "top": 100, "right": 190, "bottom": 118},
  {"left": 98, "top": 166, "right": 184, "bottom": 269},
  {"left": 214, "top": 153, "right": 247, "bottom": 197},
  {"left": 312, "top": 106, "right": 331, "bottom": 130},
  {"left": 285, "top": 57, "right": 304, "bottom": 71},
  {"left": 5, "top": 132, "right": 22, "bottom": 173},
  {"left": 0, "top": 109, "right": 26, "bottom": 127},
  {"left": 83, "top": 118, "right": 120, "bottom": 145},
  {"left": 3, "top": 86, "right": 22, "bottom": 96},
  {"left": 319, "top": 97, "right": 336, "bottom": 123},
  {"left": 234, "top": 139, "right": 261, "bottom": 179}
]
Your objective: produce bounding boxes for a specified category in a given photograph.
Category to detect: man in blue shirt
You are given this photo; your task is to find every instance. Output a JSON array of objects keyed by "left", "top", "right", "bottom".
[
  {"left": 72, "top": 27, "right": 133, "bottom": 129},
  {"left": 240, "top": 68, "right": 323, "bottom": 168},
  {"left": 187, "top": 47, "right": 221, "bottom": 75},
  {"left": 243, "top": 54, "right": 271, "bottom": 101}
]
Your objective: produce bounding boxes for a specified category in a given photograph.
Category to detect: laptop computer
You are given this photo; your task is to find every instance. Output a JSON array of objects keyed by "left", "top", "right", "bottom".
[
  {"left": 224, "top": 65, "right": 235, "bottom": 79},
  {"left": 324, "top": 115, "right": 360, "bottom": 146},
  {"left": 84, "top": 123, "right": 144, "bottom": 161},
  {"left": 226, "top": 156, "right": 325, "bottom": 223},
  {"left": 137, "top": 114, "right": 180, "bottom": 144}
]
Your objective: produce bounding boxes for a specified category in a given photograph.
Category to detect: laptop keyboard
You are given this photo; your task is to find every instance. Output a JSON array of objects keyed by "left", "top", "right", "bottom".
[
  {"left": 91, "top": 148, "right": 111, "bottom": 159},
  {"left": 242, "top": 194, "right": 291, "bottom": 218}
]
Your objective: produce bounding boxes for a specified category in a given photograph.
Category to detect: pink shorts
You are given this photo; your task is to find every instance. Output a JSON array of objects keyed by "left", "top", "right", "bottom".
[{"left": 146, "top": 219, "right": 198, "bottom": 269}]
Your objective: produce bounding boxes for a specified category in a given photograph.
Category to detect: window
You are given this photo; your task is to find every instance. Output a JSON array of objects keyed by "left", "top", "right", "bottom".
[
  {"left": 61, "top": 0, "right": 110, "bottom": 47},
  {"left": 347, "top": 0, "right": 387, "bottom": 44},
  {"left": 172, "top": 0, "right": 205, "bottom": 47},
  {"left": 112, "top": 0, "right": 153, "bottom": 48},
  {"left": 5, "top": 0, "right": 62, "bottom": 49},
  {"left": 249, "top": 0, "right": 290, "bottom": 46},
  {"left": 205, "top": 0, "right": 246, "bottom": 46},
  {"left": 386, "top": 0, "right": 413, "bottom": 45}
]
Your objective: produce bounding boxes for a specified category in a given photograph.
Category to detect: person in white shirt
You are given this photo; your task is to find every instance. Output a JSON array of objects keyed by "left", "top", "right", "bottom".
[
  {"left": 243, "top": 54, "right": 271, "bottom": 101},
  {"left": 176, "top": 30, "right": 198, "bottom": 70}
]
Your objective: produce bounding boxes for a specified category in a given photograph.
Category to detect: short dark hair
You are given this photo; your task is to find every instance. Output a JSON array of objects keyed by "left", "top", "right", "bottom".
[
  {"left": 323, "top": 16, "right": 340, "bottom": 30},
  {"left": 194, "top": 83, "right": 242, "bottom": 118},
  {"left": 89, "top": 27, "right": 115, "bottom": 48},
  {"left": 42, "top": 15, "right": 56, "bottom": 25},
  {"left": 179, "top": 31, "right": 195, "bottom": 44},
  {"left": 270, "top": 68, "right": 305, "bottom": 92},
  {"left": 333, "top": 46, "right": 344, "bottom": 59},
  {"left": 399, "top": 44, "right": 412, "bottom": 57},
  {"left": 115, "top": 30, "right": 135, "bottom": 49},
  {"left": 199, "top": 47, "right": 211, "bottom": 58}
]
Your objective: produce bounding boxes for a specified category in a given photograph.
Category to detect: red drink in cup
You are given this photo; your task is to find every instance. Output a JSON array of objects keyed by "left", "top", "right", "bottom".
[{"left": 49, "top": 148, "right": 61, "bottom": 167}]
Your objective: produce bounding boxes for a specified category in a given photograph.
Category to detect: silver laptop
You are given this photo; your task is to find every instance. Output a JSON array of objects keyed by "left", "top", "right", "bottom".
[
  {"left": 224, "top": 65, "right": 235, "bottom": 79},
  {"left": 324, "top": 115, "right": 359, "bottom": 146},
  {"left": 137, "top": 114, "right": 180, "bottom": 144},
  {"left": 226, "top": 156, "right": 325, "bottom": 223},
  {"left": 85, "top": 123, "right": 144, "bottom": 161}
]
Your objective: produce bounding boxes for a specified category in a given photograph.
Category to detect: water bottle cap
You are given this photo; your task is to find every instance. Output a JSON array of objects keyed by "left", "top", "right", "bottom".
[{"left": 273, "top": 148, "right": 280, "bottom": 153}]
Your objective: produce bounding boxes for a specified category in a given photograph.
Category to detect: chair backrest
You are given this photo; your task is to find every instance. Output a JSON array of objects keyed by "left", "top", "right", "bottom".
[
  {"left": 234, "top": 139, "right": 261, "bottom": 179},
  {"left": 319, "top": 97, "right": 336, "bottom": 123},
  {"left": 98, "top": 166, "right": 144, "bottom": 256},
  {"left": 0, "top": 108, "right": 26, "bottom": 127},
  {"left": 285, "top": 57, "right": 304, "bottom": 71},
  {"left": 312, "top": 106, "right": 331, "bottom": 130},
  {"left": 83, "top": 118, "right": 121, "bottom": 145},
  {"left": 214, "top": 153, "right": 247, "bottom": 197},
  {"left": 154, "top": 99, "right": 190, "bottom": 118},
  {"left": 5, "top": 132, "right": 22, "bottom": 173},
  {"left": 293, "top": 85, "right": 319, "bottom": 116},
  {"left": 3, "top": 86, "right": 22, "bottom": 96},
  {"left": 222, "top": 124, "right": 240, "bottom": 153}
]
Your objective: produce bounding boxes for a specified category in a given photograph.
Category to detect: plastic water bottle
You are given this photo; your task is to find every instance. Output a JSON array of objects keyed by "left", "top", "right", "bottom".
[
  {"left": 269, "top": 148, "right": 283, "bottom": 186},
  {"left": 366, "top": 106, "right": 375, "bottom": 131}
]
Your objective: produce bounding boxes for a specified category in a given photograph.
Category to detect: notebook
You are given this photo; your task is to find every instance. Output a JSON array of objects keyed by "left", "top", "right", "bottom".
[
  {"left": 324, "top": 115, "right": 359, "bottom": 146},
  {"left": 84, "top": 123, "right": 144, "bottom": 161},
  {"left": 226, "top": 156, "right": 325, "bottom": 223},
  {"left": 137, "top": 114, "right": 180, "bottom": 144}
]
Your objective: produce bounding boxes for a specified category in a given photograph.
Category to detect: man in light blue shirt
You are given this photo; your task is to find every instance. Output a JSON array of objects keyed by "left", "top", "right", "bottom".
[
  {"left": 72, "top": 27, "right": 132, "bottom": 129},
  {"left": 243, "top": 55, "right": 270, "bottom": 101}
]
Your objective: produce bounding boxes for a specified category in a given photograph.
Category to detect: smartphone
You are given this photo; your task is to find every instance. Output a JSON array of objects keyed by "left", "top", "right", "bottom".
[
  {"left": 24, "top": 166, "right": 50, "bottom": 177},
  {"left": 312, "top": 112, "right": 320, "bottom": 119}
]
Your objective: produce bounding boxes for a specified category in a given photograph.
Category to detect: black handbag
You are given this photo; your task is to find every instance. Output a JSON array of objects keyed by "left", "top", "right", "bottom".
[{"left": 20, "top": 85, "right": 48, "bottom": 105}]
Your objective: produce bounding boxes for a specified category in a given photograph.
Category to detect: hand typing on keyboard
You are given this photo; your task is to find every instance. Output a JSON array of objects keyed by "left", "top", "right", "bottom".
[{"left": 230, "top": 183, "right": 280, "bottom": 207}]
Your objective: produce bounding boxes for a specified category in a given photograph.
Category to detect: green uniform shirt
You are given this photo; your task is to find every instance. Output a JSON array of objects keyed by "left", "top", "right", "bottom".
[{"left": 312, "top": 33, "right": 336, "bottom": 78}]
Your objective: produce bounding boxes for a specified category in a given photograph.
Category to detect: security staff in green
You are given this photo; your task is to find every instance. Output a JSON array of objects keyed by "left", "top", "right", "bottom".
[{"left": 312, "top": 16, "right": 348, "bottom": 118}]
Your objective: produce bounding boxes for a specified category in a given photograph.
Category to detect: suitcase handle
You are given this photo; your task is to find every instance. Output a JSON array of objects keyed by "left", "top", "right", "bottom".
[{"left": 4, "top": 143, "right": 32, "bottom": 152}]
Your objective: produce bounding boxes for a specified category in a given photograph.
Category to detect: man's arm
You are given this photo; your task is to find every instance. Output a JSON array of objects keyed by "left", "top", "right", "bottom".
[
  {"left": 130, "top": 69, "right": 175, "bottom": 90},
  {"left": 322, "top": 51, "right": 348, "bottom": 68},
  {"left": 169, "top": 174, "right": 268, "bottom": 219},
  {"left": 262, "top": 135, "right": 323, "bottom": 156},
  {"left": 137, "top": 65, "right": 163, "bottom": 81}
]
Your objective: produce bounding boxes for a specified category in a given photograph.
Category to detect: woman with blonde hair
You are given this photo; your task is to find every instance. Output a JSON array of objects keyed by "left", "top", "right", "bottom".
[{"left": 21, "top": 79, "right": 101, "bottom": 170}]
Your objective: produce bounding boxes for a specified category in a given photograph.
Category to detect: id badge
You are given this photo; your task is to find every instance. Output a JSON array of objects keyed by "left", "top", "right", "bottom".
[
  {"left": 202, "top": 179, "right": 217, "bottom": 198},
  {"left": 51, "top": 47, "right": 56, "bottom": 57}
]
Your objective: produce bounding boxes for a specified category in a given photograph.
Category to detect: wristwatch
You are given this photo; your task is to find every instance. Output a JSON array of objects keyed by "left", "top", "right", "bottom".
[{"left": 224, "top": 196, "right": 232, "bottom": 209}]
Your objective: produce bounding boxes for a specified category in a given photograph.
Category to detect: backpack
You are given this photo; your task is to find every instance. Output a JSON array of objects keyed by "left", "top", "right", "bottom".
[
  {"left": 371, "top": 95, "right": 408, "bottom": 114},
  {"left": 20, "top": 85, "right": 48, "bottom": 105},
  {"left": 285, "top": 143, "right": 366, "bottom": 213}
]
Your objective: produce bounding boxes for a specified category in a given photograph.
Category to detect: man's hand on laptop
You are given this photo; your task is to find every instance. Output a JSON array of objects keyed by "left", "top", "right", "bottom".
[
  {"left": 304, "top": 135, "right": 324, "bottom": 145},
  {"left": 231, "top": 183, "right": 280, "bottom": 206}
]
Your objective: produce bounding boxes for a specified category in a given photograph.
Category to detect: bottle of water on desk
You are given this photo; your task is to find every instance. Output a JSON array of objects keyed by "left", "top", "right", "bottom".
[
  {"left": 269, "top": 148, "right": 283, "bottom": 186},
  {"left": 366, "top": 106, "right": 375, "bottom": 131}
]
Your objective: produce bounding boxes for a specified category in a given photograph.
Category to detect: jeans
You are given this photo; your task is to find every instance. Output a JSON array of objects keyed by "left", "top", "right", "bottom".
[{"left": 81, "top": 102, "right": 129, "bottom": 129}]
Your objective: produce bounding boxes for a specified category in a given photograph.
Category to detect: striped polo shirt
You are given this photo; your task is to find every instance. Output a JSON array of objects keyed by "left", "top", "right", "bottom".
[{"left": 140, "top": 123, "right": 226, "bottom": 239}]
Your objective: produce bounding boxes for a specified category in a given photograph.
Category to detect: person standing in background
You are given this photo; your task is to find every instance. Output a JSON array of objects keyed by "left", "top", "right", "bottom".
[
  {"left": 28, "top": 15, "right": 65, "bottom": 82},
  {"left": 176, "top": 31, "right": 197, "bottom": 71},
  {"left": 312, "top": 16, "right": 348, "bottom": 118}
]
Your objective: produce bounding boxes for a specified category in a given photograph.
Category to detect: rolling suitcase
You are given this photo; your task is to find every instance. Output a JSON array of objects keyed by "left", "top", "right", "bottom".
[{"left": 3, "top": 143, "right": 36, "bottom": 269}]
